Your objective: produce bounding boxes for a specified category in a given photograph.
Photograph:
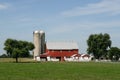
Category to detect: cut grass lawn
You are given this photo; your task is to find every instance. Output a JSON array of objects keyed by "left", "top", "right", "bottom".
[{"left": 0, "top": 61, "right": 120, "bottom": 80}]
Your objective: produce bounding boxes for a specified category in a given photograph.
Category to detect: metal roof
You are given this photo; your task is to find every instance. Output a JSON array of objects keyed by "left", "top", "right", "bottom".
[{"left": 46, "top": 42, "right": 79, "bottom": 50}]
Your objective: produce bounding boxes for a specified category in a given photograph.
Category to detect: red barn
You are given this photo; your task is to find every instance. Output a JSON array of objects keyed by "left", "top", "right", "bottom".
[{"left": 40, "top": 42, "right": 79, "bottom": 61}]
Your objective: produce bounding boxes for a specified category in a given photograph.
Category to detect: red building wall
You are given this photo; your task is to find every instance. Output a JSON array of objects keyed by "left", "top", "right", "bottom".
[{"left": 46, "top": 49, "right": 79, "bottom": 61}]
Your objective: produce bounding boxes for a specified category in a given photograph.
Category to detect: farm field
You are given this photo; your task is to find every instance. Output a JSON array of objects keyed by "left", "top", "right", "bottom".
[
  {"left": 0, "top": 58, "right": 34, "bottom": 63},
  {"left": 0, "top": 60, "right": 120, "bottom": 80}
]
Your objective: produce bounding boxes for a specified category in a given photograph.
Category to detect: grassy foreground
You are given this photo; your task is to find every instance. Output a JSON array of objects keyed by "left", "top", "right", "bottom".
[{"left": 0, "top": 61, "right": 120, "bottom": 80}]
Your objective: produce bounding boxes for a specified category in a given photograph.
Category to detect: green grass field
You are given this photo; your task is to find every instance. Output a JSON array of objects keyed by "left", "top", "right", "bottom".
[{"left": 0, "top": 60, "right": 120, "bottom": 80}]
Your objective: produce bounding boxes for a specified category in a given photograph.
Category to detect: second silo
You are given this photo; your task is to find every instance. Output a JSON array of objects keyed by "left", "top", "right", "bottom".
[{"left": 33, "top": 30, "right": 45, "bottom": 59}]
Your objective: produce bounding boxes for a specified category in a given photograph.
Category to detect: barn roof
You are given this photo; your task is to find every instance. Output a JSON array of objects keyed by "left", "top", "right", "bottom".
[{"left": 46, "top": 42, "right": 79, "bottom": 50}]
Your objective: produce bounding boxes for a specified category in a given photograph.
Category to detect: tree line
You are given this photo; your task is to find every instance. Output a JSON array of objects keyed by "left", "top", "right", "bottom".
[
  {"left": 1, "top": 33, "right": 120, "bottom": 62},
  {"left": 87, "top": 33, "right": 120, "bottom": 61}
]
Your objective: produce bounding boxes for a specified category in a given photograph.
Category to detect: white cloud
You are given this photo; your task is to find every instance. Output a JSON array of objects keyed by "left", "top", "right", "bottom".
[
  {"left": 61, "top": 0, "right": 120, "bottom": 17},
  {"left": 48, "top": 20, "right": 120, "bottom": 35},
  {"left": 0, "top": 3, "right": 8, "bottom": 10}
]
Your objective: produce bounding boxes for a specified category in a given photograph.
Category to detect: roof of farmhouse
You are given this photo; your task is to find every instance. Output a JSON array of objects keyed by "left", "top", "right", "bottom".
[{"left": 46, "top": 42, "right": 79, "bottom": 50}]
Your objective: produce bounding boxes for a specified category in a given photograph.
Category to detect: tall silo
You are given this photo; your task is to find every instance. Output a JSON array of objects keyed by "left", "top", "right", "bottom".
[{"left": 33, "top": 30, "right": 45, "bottom": 59}]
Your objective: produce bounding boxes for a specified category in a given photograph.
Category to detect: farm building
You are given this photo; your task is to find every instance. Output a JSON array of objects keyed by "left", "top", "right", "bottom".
[
  {"left": 33, "top": 30, "right": 92, "bottom": 61},
  {"left": 64, "top": 54, "right": 92, "bottom": 62},
  {"left": 40, "top": 42, "right": 79, "bottom": 61}
]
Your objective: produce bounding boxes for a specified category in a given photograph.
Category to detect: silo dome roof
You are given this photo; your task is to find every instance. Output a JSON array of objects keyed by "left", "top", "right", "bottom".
[
  {"left": 34, "top": 30, "right": 45, "bottom": 34},
  {"left": 34, "top": 30, "right": 39, "bottom": 33},
  {"left": 39, "top": 30, "right": 45, "bottom": 33}
]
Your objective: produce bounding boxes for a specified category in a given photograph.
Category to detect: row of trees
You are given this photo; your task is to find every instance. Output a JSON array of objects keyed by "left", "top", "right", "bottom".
[
  {"left": 87, "top": 33, "right": 120, "bottom": 61},
  {"left": 2, "top": 33, "right": 120, "bottom": 62},
  {"left": 4, "top": 39, "right": 34, "bottom": 62}
]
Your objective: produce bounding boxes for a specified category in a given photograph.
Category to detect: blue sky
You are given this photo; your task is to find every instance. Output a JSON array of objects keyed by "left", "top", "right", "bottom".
[{"left": 0, "top": 0, "right": 120, "bottom": 54}]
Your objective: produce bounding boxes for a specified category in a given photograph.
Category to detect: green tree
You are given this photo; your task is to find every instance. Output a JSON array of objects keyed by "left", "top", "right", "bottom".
[
  {"left": 87, "top": 33, "right": 111, "bottom": 59},
  {"left": 4, "top": 39, "right": 16, "bottom": 57},
  {"left": 108, "top": 47, "right": 120, "bottom": 61},
  {"left": 12, "top": 48, "right": 20, "bottom": 63},
  {"left": 4, "top": 38, "right": 34, "bottom": 62}
]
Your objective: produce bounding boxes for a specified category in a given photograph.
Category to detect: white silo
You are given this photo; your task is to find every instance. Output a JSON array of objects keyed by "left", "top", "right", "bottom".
[{"left": 33, "top": 30, "right": 45, "bottom": 59}]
